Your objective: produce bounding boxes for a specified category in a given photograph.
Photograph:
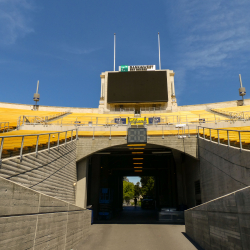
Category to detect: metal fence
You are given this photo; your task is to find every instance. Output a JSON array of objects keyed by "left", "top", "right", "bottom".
[
  {"left": 198, "top": 126, "right": 250, "bottom": 150},
  {"left": 19, "top": 113, "right": 230, "bottom": 127},
  {"left": 0, "top": 129, "right": 78, "bottom": 161}
]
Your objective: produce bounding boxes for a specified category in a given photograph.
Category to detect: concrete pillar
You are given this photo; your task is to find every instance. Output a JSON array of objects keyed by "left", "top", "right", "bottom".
[
  {"left": 90, "top": 155, "right": 101, "bottom": 220},
  {"left": 172, "top": 150, "right": 187, "bottom": 207},
  {"left": 76, "top": 157, "right": 89, "bottom": 208}
]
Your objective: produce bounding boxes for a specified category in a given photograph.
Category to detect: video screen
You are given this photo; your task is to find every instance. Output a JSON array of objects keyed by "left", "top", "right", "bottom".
[{"left": 107, "top": 71, "right": 168, "bottom": 103}]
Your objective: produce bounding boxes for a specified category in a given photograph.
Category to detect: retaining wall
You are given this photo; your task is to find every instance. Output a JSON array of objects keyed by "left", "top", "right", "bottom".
[
  {"left": 199, "top": 138, "right": 250, "bottom": 203},
  {"left": 0, "top": 176, "right": 91, "bottom": 250},
  {"left": 185, "top": 186, "right": 250, "bottom": 250},
  {"left": 0, "top": 140, "right": 77, "bottom": 204}
]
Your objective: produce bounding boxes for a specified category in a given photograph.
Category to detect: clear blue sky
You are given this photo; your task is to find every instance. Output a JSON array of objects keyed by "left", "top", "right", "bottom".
[
  {"left": 1, "top": 0, "right": 249, "bottom": 108},
  {"left": 127, "top": 176, "right": 141, "bottom": 185}
]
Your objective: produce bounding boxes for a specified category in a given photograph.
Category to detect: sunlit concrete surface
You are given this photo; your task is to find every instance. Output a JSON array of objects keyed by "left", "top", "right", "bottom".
[{"left": 76, "top": 207, "right": 202, "bottom": 250}]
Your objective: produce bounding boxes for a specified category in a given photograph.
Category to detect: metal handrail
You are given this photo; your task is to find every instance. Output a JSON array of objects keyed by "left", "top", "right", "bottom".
[
  {"left": 0, "top": 128, "right": 78, "bottom": 162},
  {"left": 198, "top": 126, "right": 250, "bottom": 151}
]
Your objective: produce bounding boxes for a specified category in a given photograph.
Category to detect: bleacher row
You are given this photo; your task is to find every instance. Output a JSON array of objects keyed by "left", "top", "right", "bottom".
[{"left": 0, "top": 105, "right": 250, "bottom": 156}]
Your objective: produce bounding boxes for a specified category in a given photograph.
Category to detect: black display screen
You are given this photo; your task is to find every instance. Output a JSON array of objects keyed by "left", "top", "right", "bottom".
[
  {"left": 107, "top": 71, "right": 168, "bottom": 103},
  {"left": 127, "top": 128, "right": 147, "bottom": 144}
]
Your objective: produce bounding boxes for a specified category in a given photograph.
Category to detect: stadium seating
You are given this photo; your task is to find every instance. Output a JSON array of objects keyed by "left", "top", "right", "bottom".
[
  {"left": 211, "top": 105, "right": 250, "bottom": 120},
  {"left": 49, "top": 109, "right": 227, "bottom": 126},
  {"left": 0, "top": 107, "right": 67, "bottom": 128}
]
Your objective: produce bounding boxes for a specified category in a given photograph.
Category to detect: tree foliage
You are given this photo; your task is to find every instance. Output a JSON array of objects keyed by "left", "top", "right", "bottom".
[
  {"left": 134, "top": 182, "right": 141, "bottom": 198},
  {"left": 140, "top": 176, "right": 155, "bottom": 197},
  {"left": 123, "top": 181, "right": 134, "bottom": 202}
]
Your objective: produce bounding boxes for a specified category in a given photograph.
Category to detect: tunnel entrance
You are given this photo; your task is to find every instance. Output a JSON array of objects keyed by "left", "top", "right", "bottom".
[{"left": 84, "top": 143, "right": 200, "bottom": 223}]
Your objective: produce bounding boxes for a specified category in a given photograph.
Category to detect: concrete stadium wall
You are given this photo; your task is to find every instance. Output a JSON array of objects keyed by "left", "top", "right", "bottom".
[
  {"left": 0, "top": 98, "right": 249, "bottom": 114},
  {"left": 0, "top": 176, "right": 91, "bottom": 250},
  {"left": 199, "top": 138, "right": 250, "bottom": 203},
  {"left": 0, "top": 141, "right": 77, "bottom": 204},
  {"left": 0, "top": 101, "right": 98, "bottom": 113},
  {"left": 76, "top": 136, "right": 198, "bottom": 161},
  {"left": 185, "top": 186, "right": 250, "bottom": 250},
  {"left": 178, "top": 98, "right": 250, "bottom": 111}
]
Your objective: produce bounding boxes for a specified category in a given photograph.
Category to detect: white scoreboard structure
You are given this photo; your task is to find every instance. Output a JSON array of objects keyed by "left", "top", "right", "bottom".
[{"left": 119, "top": 65, "right": 156, "bottom": 72}]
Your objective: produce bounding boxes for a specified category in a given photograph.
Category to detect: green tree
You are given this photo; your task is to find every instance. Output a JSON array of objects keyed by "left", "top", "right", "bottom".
[
  {"left": 123, "top": 181, "right": 134, "bottom": 203},
  {"left": 140, "top": 176, "right": 155, "bottom": 197},
  {"left": 134, "top": 182, "right": 141, "bottom": 198}
]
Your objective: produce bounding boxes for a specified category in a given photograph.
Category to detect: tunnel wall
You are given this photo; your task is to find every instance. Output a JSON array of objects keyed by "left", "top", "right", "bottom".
[
  {"left": 0, "top": 140, "right": 77, "bottom": 204},
  {"left": 0, "top": 176, "right": 91, "bottom": 250},
  {"left": 185, "top": 186, "right": 250, "bottom": 250},
  {"left": 199, "top": 138, "right": 250, "bottom": 203},
  {"left": 184, "top": 155, "right": 200, "bottom": 208},
  {"left": 76, "top": 136, "right": 198, "bottom": 161},
  {"left": 173, "top": 150, "right": 200, "bottom": 209}
]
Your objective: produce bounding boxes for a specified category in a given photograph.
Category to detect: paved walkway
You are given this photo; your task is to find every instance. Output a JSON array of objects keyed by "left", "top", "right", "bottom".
[{"left": 76, "top": 207, "right": 202, "bottom": 250}]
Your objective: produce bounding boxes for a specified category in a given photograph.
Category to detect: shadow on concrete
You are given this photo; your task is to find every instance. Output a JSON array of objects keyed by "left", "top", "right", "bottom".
[
  {"left": 181, "top": 233, "right": 204, "bottom": 250},
  {"left": 94, "top": 206, "right": 185, "bottom": 225}
]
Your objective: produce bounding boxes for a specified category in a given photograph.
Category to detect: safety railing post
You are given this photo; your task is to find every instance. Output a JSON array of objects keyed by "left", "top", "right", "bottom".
[
  {"left": 0, "top": 138, "right": 4, "bottom": 161},
  {"left": 227, "top": 130, "right": 230, "bottom": 147},
  {"left": 162, "top": 126, "right": 164, "bottom": 139},
  {"left": 65, "top": 131, "right": 67, "bottom": 146},
  {"left": 198, "top": 126, "right": 199, "bottom": 138},
  {"left": 210, "top": 129, "right": 211, "bottom": 141},
  {"left": 217, "top": 130, "right": 220, "bottom": 144},
  {"left": 20, "top": 136, "right": 24, "bottom": 162},
  {"left": 35, "top": 135, "right": 39, "bottom": 157},
  {"left": 92, "top": 127, "right": 95, "bottom": 140},
  {"left": 109, "top": 126, "right": 111, "bottom": 140},
  {"left": 76, "top": 128, "right": 79, "bottom": 140},
  {"left": 239, "top": 131, "right": 242, "bottom": 150},
  {"left": 48, "top": 134, "right": 51, "bottom": 152},
  {"left": 71, "top": 130, "right": 73, "bottom": 141},
  {"left": 7, "top": 123, "right": 9, "bottom": 132},
  {"left": 57, "top": 133, "right": 60, "bottom": 150},
  {"left": 203, "top": 127, "right": 205, "bottom": 139},
  {"left": 188, "top": 124, "right": 190, "bottom": 138}
]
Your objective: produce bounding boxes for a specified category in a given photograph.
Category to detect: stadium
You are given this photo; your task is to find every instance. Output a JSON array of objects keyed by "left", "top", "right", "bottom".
[{"left": 1, "top": 65, "right": 250, "bottom": 250}]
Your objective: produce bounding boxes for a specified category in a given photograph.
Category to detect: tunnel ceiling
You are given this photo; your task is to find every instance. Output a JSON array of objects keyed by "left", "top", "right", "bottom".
[{"left": 94, "top": 143, "right": 174, "bottom": 176}]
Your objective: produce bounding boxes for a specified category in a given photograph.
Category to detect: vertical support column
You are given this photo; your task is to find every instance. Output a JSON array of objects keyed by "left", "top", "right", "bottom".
[
  {"left": 227, "top": 130, "right": 230, "bottom": 146},
  {"left": 57, "top": 132, "right": 60, "bottom": 150},
  {"left": 20, "top": 136, "right": 24, "bottom": 162},
  {"left": 239, "top": 131, "right": 242, "bottom": 150},
  {"left": 0, "top": 138, "right": 4, "bottom": 161},
  {"left": 65, "top": 131, "right": 67, "bottom": 146},
  {"left": 48, "top": 134, "right": 50, "bottom": 152},
  {"left": 35, "top": 135, "right": 39, "bottom": 157},
  {"left": 76, "top": 157, "right": 89, "bottom": 208},
  {"left": 217, "top": 130, "right": 220, "bottom": 144}
]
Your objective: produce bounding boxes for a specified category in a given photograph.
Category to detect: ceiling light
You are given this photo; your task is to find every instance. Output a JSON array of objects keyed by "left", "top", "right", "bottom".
[
  {"left": 134, "top": 170, "right": 142, "bottom": 172},
  {"left": 152, "top": 152, "right": 171, "bottom": 154},
  {"left": 133, "top": 163, "right": 143, "bottom": 165},
  {"left": 129, "top": 148, "right": 145, "bottom": 150},
  {"left": 133, "top": 158, "right": 143, "bottom": 160},
  {"left": 127, "top": 144, "right": 146, "bottom": 147},
  {"left": 132, "top": 152, "right": 144, "bottom": 154}
]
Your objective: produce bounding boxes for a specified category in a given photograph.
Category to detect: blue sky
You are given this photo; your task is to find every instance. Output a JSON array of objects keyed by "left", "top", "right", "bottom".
[
  {"left": 127, "top": 176, "right": 141, "bottom": 185},
  {"left": 0, "top": 0, "right": 250, "bottom": 108}
]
